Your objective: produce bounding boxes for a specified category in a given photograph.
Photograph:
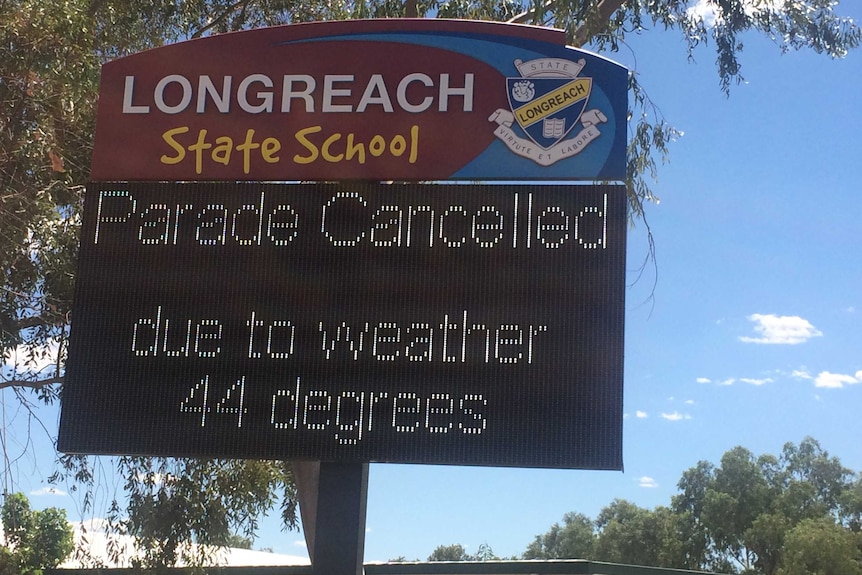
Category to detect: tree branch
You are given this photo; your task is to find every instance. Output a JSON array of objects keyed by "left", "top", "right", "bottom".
[
  {"left": 508, "top": 0, "right": 554, "bottom": 25},
  {"left": 11, "top": 315, "right": 57, "bottom": 330},
  {"left": 0, "top": 376, "right": 64, "bottom": 390},
  {"left": 572, "top": 0, "right": 625, "bottom": 46},
  {"left": 508, "top": 0, "right": 626, "bottom": 46},
  {"left": 191, "top": 0, "right": 254, "bottom": 38},
  {"left": 405, "top": 0, "right": 418, "bottom": 18}
]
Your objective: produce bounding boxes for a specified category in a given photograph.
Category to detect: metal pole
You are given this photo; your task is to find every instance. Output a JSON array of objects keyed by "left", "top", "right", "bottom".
[{"left": 306, "top": 461, "right": 369, "bottom": 575}]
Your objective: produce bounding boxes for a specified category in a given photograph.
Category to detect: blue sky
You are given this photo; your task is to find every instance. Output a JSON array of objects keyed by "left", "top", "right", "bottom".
[{"left": 4, "top": 1, "right": 862, "bottom": 565}]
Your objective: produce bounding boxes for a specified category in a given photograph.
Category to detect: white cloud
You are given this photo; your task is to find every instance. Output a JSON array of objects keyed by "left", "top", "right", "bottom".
[
  {"left": 814, "top": 371, "right": 860, "bottom": 389},
  {"left": 696, "top": 377, "right": 711, "bottom": 384},
  {"left": 687, "top": 0, "right": 718, "bottom": 26},
  {"left": 30, "top": 486, "right": 67, "bottom": 497},
  {"left": 791, "top": 369, "right": 813, "bottom": 380},
  {"left": 133, "top": 472, "right": 174, "bottom": 487},
  {"left": 635, "top": 410, "right": 648, "bottom": 419},
  {"left": 699, "top": 375, "right": 774, "bottom": 387},
  {"left": 688, "top": 0, "right": 781, "bottom": 27},
  {"left": 2, "top": 341, "right": 61, "bottom": 376},
  {"left": 684, "top": 399, "right": 696, "bottom": 405},
  {"left": 739, "top": 314, "right": 822, "bottom": 345},
  {"left": 739, "top": 377, "right": 773, "bottom": 386},
  {"left": 638, "top": 476, "right": 659, "bottom": 489},
  {"left": 660, "top": 411, "right": 691, "bottom": 421}
]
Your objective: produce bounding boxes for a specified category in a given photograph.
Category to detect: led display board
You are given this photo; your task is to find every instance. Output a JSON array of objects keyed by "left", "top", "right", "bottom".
[{"left": 58, "top": 182, "right": 625, "bottom": 469}]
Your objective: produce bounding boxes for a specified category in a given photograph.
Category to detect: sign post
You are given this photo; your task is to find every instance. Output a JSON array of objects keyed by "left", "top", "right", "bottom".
[
  {"left": 59, "top": 19, "right": 629, "bottom": 572},
  {"left": 312, "top": 462, "right": 369, "bottom": 575}
]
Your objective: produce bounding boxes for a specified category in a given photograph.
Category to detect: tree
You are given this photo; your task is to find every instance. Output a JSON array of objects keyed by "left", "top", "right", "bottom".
[
  {"left": 702, "top": 447, "right": 773, "bottom": 571},
  {"left": 428, "top": 543, "right": 471, "bottom": 561},
  {"left": 670, "top": 438, "right": 860, "bottom": 575},
  {"left": 2, "top": 0, "right": 861, "bottom": 567},
  {"left": 593, "top": 501, "right": 685, "bottom": 568},
  {"left": 779, "top": 437, "right": 854, "bottom": 515},
  {"left": 0, "top": 492, "right": 74, "bottom": 573},
  {"left": 523, "top": 511, "right": 595, "bottom": 559},
  {"left": 839, "top": 476, "right": 862, "bottom": 532},
  {"left": 428, "top": 542, "right": 498, "bottom": 561},
  {"left": 224, "top": 534, "right": 253, "bottom": 550},
  {"left": 106, "top": 457, "right": 298, "bottom": 567},
  {"left": 777, "top": 517, "right": 862, "bottom": 575},
  {"left": 528, "top": 439, "right": 861, "bottom": 574}
]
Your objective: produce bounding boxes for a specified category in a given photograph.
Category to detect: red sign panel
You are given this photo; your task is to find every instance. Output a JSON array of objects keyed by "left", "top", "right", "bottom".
[{"left": 90, "top": 20, "right": 628, "bottom": 181}]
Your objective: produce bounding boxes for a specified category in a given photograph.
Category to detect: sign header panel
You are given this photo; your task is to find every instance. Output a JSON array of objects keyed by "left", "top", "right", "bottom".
[
  {"left": 58, "top": 182, "right": 625, "bottom": 469},
  {"left": 90, "top": 20, "right": 627, "bottom": 181}
]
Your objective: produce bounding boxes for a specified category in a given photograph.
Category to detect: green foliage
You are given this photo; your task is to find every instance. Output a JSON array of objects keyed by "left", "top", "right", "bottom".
[
  {"left": 1, "top": 494, "right": 36, "bottom": 549},
  {"left": 428, "top": 542, "right": 498, "bottom": 561},
  {"left": 523, "top": 511, "right": 595, "bottom": 559},
  {"left": 526, "top": 438, "right": 862, "bottom": 575},
  {"left": 840, "top": 476, "right": 862, "bottom": 532},
  {"left": 428, "top": 543, "right": 471, "bottom": 561},
  {"left": 778, "top": 517, "right": 862, "bottom": 575},
  {"left": 593, "top": 501, "right": 685, "bottom": 568},
  {"left": 94, "top": 457, "right": 298, "bottom": 568},
  {"left": 224, "top": 534, "right": 253, "bottom": 549},
  {"left": 671, "top": 438, "right": 860, "bottom": 574},
  {"left": 0, "top": 492, "right": 74, "bottom": 573},
  {"left": 1, "top": 0, "right": 93, "bottom": 402}
]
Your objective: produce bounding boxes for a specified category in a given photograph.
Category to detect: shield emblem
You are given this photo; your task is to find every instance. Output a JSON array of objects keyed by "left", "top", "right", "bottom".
[{"left": 507, "top": 77, "right": 592, "bottom": 149}]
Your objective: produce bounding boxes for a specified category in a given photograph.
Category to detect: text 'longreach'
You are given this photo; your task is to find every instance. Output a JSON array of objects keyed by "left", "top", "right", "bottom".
[{"left": 122, "top": 73, "right": 476, "bottom": 115}]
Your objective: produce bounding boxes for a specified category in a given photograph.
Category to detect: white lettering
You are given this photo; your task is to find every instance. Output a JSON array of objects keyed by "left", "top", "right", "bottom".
[
  {"left": 322, "top": 75, "right": 354, "bottom": 113},
  {"left": 197, "top": 75, "right": 232, "bottom": 113},
  {"left": 282, "top": 75, "right": 316, "bottom": 112},
  {"left": 123, "top": 76, "right": 150, "bottom": 113},
  {"left": 154, "top": 74, "right": 193, "bottom": 114},
  {"left": 238, "top": 74, "right": 274, "bottom": 113}
]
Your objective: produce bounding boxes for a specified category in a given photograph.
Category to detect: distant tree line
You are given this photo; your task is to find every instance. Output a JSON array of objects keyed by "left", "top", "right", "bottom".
[{"left": 427, "top": 438, "right": 862, "bottom": 574}]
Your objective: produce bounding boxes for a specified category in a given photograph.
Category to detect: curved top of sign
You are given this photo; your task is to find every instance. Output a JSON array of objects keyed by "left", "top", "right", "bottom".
[{"left": 91, "top": 19, "right": 627, "bottom": 181}]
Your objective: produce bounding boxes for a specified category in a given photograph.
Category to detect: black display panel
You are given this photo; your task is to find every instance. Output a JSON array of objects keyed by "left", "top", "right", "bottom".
[{"left": 58, "top": 182, "right": 625, "bottom": 469}]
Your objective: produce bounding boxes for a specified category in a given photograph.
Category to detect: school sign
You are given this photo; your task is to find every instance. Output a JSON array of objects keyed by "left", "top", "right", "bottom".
[
  {"left": 61, "top": 20, "right": 629, "bottom": 470},
  {"left": 91, "top": 19, "right": 628, "bottom": 181}
]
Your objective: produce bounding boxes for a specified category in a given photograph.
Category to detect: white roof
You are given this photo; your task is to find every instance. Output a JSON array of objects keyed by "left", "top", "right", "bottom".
[{"left": 59, "top": 520, "right": 310, "bottom": 568}]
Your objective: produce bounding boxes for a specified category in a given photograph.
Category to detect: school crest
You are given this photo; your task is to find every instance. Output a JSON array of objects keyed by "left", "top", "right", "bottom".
[{"left": 489, "top": 57, "right": 608, "bottom": 167}]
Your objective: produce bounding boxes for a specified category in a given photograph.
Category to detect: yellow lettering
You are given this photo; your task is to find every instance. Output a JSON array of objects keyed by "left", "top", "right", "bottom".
[
  {"left": 235, "top": 129, "right": 260, "bottom": 174},
  {"left": 390, "top": 135, "right": 406, "bottom": 157},
  {"left": 159, "top": 126, "right": 282, "bottom": 173},
  {"left": 513, "top": 78, "right": 590, "bottom": 127},
  {"left": 293, "top": 126, "right": 322, "bottom": 165},
  {"left": 261, "top": 137, "right": 280, "bottom": 164},
  {"left": 409, "top": 125, "right": 419, "bottom": 164},
  {"left": 160, "top": 126, "right": 189, "bottom": 165},
  {"left": 188, "top": 129, "right": 213, "bottom": 174},
  {"left": 345, "top": 134, "right": 366, "bottom": 164},
  {"left": 369, "top": 135, "right": 386, "bottom": 157},
  {"left": 290, "top": 125, "right": 419, "bottom": 166},
  {"left": 212, "top": 136, "right": 233, "bottom": 166},
  {"left": 322, "top": 133, "right": 344, "bottom": 162}
]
